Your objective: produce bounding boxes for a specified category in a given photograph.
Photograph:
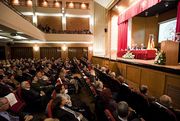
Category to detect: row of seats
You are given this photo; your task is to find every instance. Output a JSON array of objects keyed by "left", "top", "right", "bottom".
[{"left": 80, "top": 57, "right": 179, "bottom": 121}]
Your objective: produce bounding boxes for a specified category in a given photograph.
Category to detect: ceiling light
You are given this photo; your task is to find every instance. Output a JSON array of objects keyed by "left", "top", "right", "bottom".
[
  {"left": 68, "top": 2, "right": 74, "bottom": 8},
  {"left": 17, "top": 31, "right": 24, "bottom": 34},
  {"left": 27, "top": 0, "right": 32, "bottom": 7},
  {"left": 81, "top": 3, "right": 86, "bottom": 9},
  {"left": 54, "top": 0, "right": 60, "bottom": 8},
  {"left": 12, "top": 0, "right": 20, "bottom": 5},
  {"left": 0, "top": 36, "right": 9, "bottom": 39},
  {"left": 12, "top": 35, "right": 28, "bottom": 39},
  {"left": 42, "top": 0, "right": 48, "bottom": 7}
]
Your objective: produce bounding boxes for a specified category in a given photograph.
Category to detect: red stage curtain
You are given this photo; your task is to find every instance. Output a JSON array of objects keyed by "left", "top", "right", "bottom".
[
  {"left": 176, "top": 1, "right": 180, "bottom": 33},
  {"left": 118, "top": 0, "right": 161, "bottom": 24},
  {"left": 117, "top": 20, "right": 128, "bottom": 57}
]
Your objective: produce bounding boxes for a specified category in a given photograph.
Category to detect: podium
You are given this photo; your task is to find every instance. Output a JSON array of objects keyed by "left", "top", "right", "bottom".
[{"left": 161, "top": 41, "right": 180, "bottom": 65}]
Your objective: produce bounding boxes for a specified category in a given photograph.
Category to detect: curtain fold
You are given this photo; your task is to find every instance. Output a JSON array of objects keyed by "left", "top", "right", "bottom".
[
  {"left": 117, "top": 20, "right": 128, "bottom": 57},
  {"left": 176, "top": 1, "right": 180, "bottom": 33},
  {"left": 118, "top": 0, "right": 161, "bottom": 24}
]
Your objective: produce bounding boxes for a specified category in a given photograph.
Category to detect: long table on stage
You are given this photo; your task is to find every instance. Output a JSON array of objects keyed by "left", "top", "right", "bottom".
[{"left": 117, "top": 49, "right": 156, "bottom": 60}]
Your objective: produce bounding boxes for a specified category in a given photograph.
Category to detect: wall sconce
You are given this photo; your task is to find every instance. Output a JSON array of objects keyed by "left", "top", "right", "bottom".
[
  {"left": 62, "top": 44, "right": 67, "bottom": 51},
  {"left": 12, "top": 0, "right": 20, "bottom": 5},
  {"left": 27, "top": 0, "right": 32, "bottom": 7},
  {"left": 33, "top": 44, "right": 39, "bottom": 51}
]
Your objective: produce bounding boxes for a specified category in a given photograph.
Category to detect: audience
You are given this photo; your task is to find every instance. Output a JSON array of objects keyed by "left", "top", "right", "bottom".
[
  {"left": 0, "top": 57, "right": 179, "bottom": 121},
  {"left": 38, "top": 24, "right": 92, "bottom": 34}
]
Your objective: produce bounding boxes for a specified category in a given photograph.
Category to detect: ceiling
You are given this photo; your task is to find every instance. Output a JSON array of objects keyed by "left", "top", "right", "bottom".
[
  {"left": 137, "top": 0, "right": 178, "bottom": 17},
  {"left": 0, "top": 24, "right": 36, "bottom": 43}
]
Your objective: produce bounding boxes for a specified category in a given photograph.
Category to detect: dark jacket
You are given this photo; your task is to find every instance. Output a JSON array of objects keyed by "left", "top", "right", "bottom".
[{"left": 53, "top": 107, "right": 79, "bottom": 121}]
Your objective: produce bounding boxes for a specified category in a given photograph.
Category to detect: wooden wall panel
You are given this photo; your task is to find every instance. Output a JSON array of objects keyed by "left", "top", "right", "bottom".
[
  {"left": 126, "top": 65, "right": 141, "bottom": 86},
  {"left": 37, "top": 16, "right": 62, "bottom": 31},
  {"left": 68, "top": 47, "right": 88, "bottom": 60},
  {"left": 109, "top": 61, "right": 120, "bottom": 76},
  {"left": 165, "top": 74, "right": 180, "bottom": 108},
  {"left": 141, "top": 68, "right": 165, "bottom": 97},
  {"left": 117, "top": 63, "right": 127, "bottom": 78},
  {"left": 40, "top": 47, "right": 61, "bottom": 59},
  {"left": 11, "top": 47, "right": 33, "bottom": 59},
  {"left": 66, "top": 17, "right": 89, "bottom": 31}
]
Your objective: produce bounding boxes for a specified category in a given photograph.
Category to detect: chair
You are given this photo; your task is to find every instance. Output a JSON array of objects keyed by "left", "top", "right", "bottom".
[
  {"left": 47, "top": 99, "right": 53, "bottom": 118},
  {"left": 104, "top": 109, "right": 116, "bottom": 121},
  {"left": 147, "top": 101, "right": 177, "bottom": 121},
  {"left": 9, "top": 87, "right": 26, "bottom": 113}
]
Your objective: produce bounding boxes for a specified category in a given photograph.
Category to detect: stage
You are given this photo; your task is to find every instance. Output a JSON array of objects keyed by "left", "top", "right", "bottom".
[{"left": 117, "top": 58, "right": 180, "bottom": 75}]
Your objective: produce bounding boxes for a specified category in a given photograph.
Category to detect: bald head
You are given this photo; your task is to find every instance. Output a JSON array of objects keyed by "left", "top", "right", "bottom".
[{"left": 159, "top": 95, "right": 172, "bottom": 108}]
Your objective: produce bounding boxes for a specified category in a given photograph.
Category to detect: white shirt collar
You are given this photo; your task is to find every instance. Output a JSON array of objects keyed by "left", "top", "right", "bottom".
[{"left": 118, "top": 116, "right": 127, "bottom": 121}]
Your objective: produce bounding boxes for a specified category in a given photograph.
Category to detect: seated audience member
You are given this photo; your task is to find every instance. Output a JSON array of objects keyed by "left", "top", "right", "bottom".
[
  {"left": 139, "top": 85, "right": 148, "bottom": 96},
  {"left": 116, "top": 101, "right": 129, "bottom": 121},
  {"left": 0, "top": 96, "right": 33, "bottom": 121},
  {"left": 52, "top": 96, "right": 88, "bottom": 121},
  {"left": 55, "top": 84, "right": 72, "bottom": 107},
  {"left": 159, "top": 95, "right": 180, "bottom": 120},
  {"left": 94, "top": 79, "right": 104, "bottom": 94},
  {"left": 115, "top": 101, "right": 141, "bottom": 121},
  {"left": 159, "top": 95, "right": 173, "bottom": 108},
  {"left": 117, "top": 75, "right": 126, "bottom": 84},
  {"left": 110, "top": 72, "right": 116, "bottom": 79},
  {"left": 139, "top": 85, "right": 155, "bottom": 102},
  {"left": 15, "top": 69, "right": 26, "bottom": 83},
  {"left": 21, "top": 81, "right": 47, "bottom": 112},
  {"left": 100, "top": 88, "right": 117, "bottom": 113}
]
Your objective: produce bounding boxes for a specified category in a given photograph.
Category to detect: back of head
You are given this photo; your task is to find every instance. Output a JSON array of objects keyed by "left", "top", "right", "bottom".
[
  {"left": 94, "top": 80, "right": 103, "bottom": 91},
  {"left": 52, "top": 97, "right": 62, "bottom": 111},
  {"left": 159, "top": 95, "right": 172, "bottom": 108},
  {"left": 117, "top": 101, "right": 129, "bottom": 118},
  {"left": 139, "top": 85, "right": 148, "bottom": 95}
]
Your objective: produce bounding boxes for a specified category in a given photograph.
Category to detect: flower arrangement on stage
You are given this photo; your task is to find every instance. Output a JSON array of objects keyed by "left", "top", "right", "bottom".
[
  {"left": 122, "top": 51, "right": 135, "bottom": 59},
  {"left": 154, "top": 51, "right": 166, "bottom": 65}
]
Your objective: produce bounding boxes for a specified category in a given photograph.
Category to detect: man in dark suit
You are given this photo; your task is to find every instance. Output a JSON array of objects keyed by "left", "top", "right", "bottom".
[{"left": 52, "top": 96, "right": 87, "bottom": 121}]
